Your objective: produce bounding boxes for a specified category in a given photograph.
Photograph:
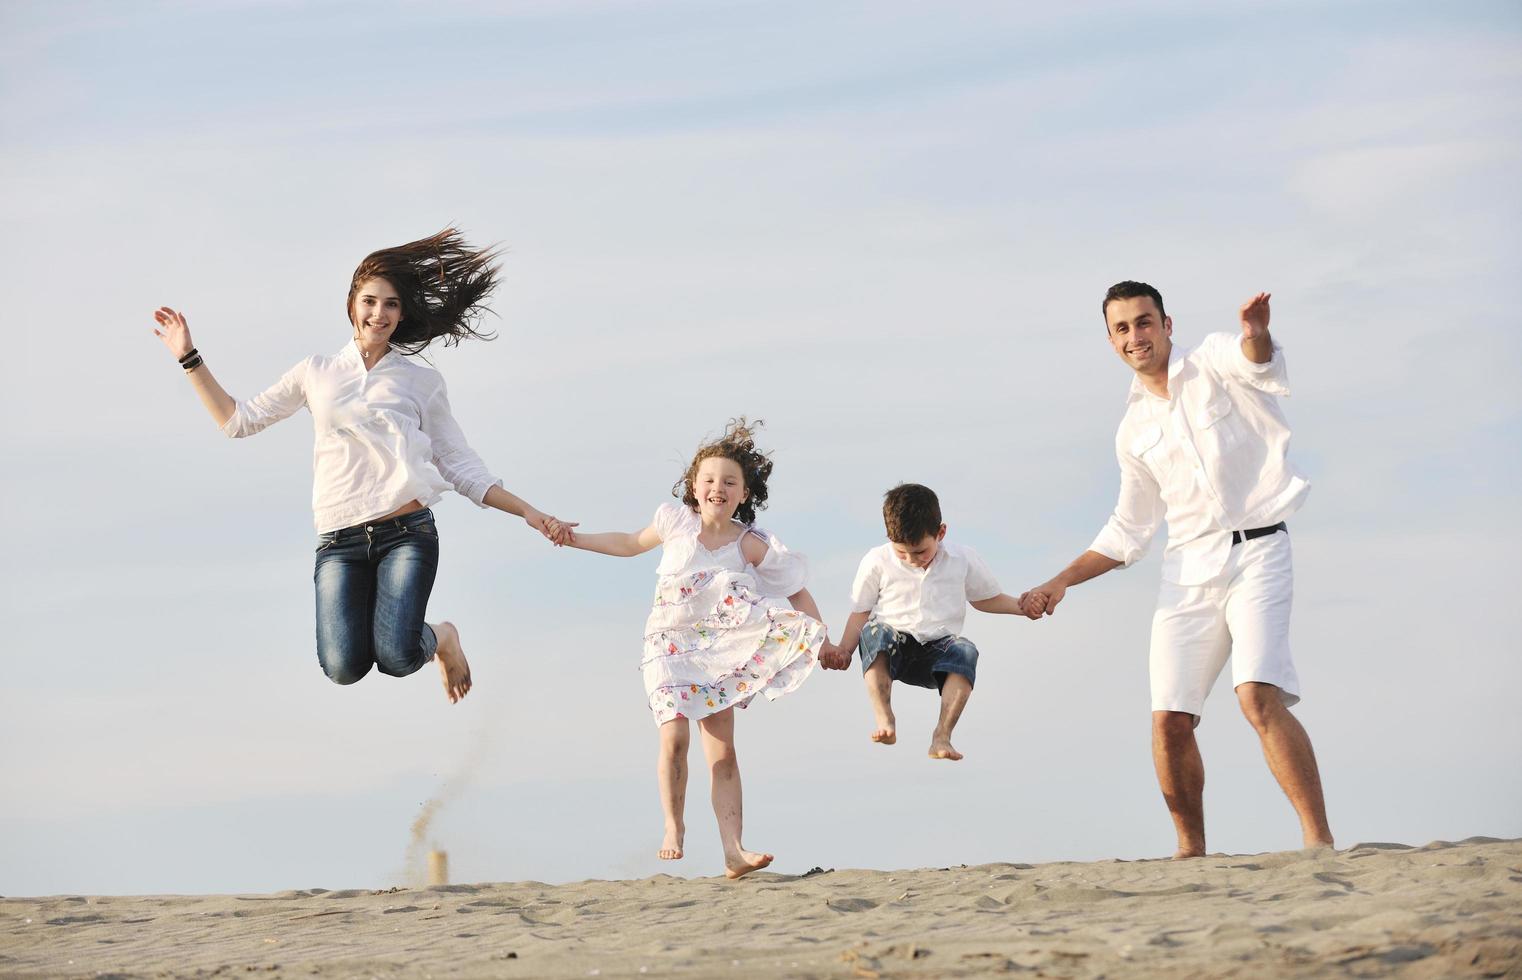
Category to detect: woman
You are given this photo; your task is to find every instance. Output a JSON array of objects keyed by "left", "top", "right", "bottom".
[{"left": 153, "top": 228, "right": 570, "bottom": 703}]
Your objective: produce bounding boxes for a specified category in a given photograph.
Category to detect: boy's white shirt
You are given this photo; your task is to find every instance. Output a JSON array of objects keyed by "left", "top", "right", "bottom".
[{"left": 849, "top": 541, "right": 1002, "bottom": 643}]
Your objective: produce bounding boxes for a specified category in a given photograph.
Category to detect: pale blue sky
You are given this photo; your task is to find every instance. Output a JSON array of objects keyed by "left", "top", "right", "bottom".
[{"left": 1, "top": 0, "right": 1519, "bottom": 895}]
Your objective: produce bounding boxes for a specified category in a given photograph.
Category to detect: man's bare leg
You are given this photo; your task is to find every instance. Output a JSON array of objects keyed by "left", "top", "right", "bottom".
[
  {"left": 863, "top": 655, "right": 897, "bottom": 744},
  {"left": 656, "top": 718, "right": 689, "bottom": 860},
  {"left": 430, "top": 622, "right": 471, "bottom": 703},
  {"left": 1153, "top": 710, "right": 1206, "bottom": 858},
  {"left": 697, "top": 708, "right": 772, "bottom": 879},
  {"left": 928, "top": 673, "right": 971, "bottom": 761},
  {"left": 1236, "top": 682, "right": 1334, "bottom": 848}
]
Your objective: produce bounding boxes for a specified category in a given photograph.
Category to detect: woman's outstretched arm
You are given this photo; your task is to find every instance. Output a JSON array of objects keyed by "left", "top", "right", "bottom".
[{"left": 154, "top": 307, "right": 236, "bottom": 426}]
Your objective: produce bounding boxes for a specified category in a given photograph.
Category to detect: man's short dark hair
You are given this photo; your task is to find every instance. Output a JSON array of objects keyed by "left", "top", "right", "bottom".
[
  {"left": 883, "top": 483, "right": 942, "bottom": 544},
  {"left": 1102, "top": 281, "right": 1166, "bottom": 330}
]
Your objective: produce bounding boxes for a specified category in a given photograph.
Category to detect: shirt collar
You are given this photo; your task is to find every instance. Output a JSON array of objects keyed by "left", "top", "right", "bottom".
[
  {"left": 1126, "top": 341, "right": 1187, "bottom": 404},
  {"left": 340, "top": 338, "right": 397, "bottom": 369}
]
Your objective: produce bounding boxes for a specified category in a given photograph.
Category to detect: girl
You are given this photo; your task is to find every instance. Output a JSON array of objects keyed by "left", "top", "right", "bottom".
[
  {"left": 556, "top": 419, "right": 825, "bottom": 878},
  {"left": 152, "top": 228, "right": 571, "bottom": 704}
]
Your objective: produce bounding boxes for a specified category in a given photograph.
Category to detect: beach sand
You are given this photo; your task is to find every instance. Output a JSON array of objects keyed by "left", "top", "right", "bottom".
[{"left": 3, "top": 837, "right": 1518, "bottom": 978}]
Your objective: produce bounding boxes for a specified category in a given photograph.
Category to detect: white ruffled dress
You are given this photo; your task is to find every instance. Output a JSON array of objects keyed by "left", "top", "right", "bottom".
[{"left": 641, "top": 502, "right": 824, "bottom": 725}]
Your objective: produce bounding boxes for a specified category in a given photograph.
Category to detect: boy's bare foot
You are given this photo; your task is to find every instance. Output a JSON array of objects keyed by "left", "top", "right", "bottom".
[
  {"left": 928, "top": 736, "right": 963, "bottom": 761},
  {"left": 724, "top": 849, "right": 774, "bottom": 880},
  {"left": 870, "top": 711, "right": 897, "bottom": 745},
  {"left": 659, "top": 824, "right": 685, "bottom": 861},
  {"left": 433, "top": 622, "right": 471, "bottom": 703}
]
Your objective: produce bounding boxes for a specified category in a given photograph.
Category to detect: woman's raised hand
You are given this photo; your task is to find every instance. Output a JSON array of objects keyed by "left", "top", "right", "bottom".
[{"left": 152, "top": 307, "right": 195, "bottom": 360}]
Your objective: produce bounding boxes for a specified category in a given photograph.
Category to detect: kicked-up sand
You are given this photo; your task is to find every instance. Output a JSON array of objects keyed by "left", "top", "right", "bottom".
[{"left": 2, "top": 837, "right": 1518, "bottom": 978}]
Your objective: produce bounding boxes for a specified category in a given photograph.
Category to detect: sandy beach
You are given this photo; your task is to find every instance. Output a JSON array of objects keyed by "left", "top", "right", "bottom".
[{"left": 2, "top": 836, "right": 1517, "bottom": 979}]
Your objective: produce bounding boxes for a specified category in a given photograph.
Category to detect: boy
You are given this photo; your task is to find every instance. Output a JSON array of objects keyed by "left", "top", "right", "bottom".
[{"left": 821, "top": 483, "right": 1034, "bottom": 761}]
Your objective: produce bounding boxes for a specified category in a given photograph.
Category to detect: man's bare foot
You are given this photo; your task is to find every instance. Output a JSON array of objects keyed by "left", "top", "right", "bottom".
[
  {"left": 870, "top": 713, "right": 897, "bottom": 745},
  {"left": 928, "top": 736, "right": 963, "bottom": 761},
  {"left": 659, "top": 824, "right": 685, "bottom": 861},
  {"left": 723, "top": 849, "right": 774, "bottom": 880},
  {"left": 433, "top": 621, "right": 471, "bottom": 703},
  {"left": 1172, "top": 848, "right": 1206, "bottom": 860}
]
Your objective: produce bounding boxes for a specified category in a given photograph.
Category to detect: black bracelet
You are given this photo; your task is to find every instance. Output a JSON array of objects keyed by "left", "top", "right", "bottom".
[
  {"left": 178, "top": 347, "right": 200, "bottom": 365},
  {"left": 182, "top": 354, "right": 204, "bottom": 372}
]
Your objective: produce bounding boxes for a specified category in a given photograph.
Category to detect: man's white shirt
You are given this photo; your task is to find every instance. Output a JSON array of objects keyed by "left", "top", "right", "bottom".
[
  {"left": 850, "top": 541, "right": 1002, "bottom": 643},
  {"left": 1089, "top": 332, "right": 1310, "bottom": 586}
]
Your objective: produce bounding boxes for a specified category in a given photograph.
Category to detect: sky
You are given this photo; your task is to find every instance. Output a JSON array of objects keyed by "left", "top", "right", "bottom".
[{"left": 1, "top": 0, "right": 1519, "bottom": 896}]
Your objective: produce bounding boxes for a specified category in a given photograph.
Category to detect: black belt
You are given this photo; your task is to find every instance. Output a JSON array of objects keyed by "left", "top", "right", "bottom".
[{"left": 1231, "top": 521, "right": 1286, "bottom": 546}]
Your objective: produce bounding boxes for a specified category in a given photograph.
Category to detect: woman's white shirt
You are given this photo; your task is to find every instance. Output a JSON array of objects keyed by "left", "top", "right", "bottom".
[
  {"left": 220, "top": 341, "right": 501, "bottom": 532},
  {"left": 650, "top": 502, "right": 809, "bottom": 598}
]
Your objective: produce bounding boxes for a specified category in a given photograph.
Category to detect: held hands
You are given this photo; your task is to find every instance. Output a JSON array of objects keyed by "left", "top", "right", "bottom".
[
  {"left": 529, "top": 510, "right": 578, "bottom": 546},
  {"left": 817, "top": 641, "right": 852, "bottom": 671},
  {"left": 1239, "top": 292, "right": 1271, "bottom": 341},
  {"left": 152, "top": 307, "right": 194, "bottom": 360},
  {"left": 1017, "top": 581, "right": 1067, "bottom": 619}
]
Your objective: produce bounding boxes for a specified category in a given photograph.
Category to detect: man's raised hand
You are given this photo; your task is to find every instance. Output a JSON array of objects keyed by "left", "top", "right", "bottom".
[{"left": 1239, "top": 292, "right": 1271, "bottom": 341}]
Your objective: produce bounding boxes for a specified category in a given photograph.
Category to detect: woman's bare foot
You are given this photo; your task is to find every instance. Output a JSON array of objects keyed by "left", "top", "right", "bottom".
[
  {"left": 870, "top": 711, "right": 897, "bottom": 745},
  {"left": 928, "top": 735, "right": 963, "bottom": 761},
  {"left": 659, "top": 824, "right": 685, "bottom": 861},
  {"left": 724, "top": 849, "right": 774, "bottom": 880},
  {"left": 432, "top": 621, "right": 471, "bottom": 703},
  {"left": 1172, "top": 847, "right": 1206, "bottom": 860}
]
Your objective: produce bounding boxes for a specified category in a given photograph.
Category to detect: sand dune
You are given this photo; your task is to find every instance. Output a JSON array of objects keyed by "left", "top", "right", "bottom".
[{"left": 3, "top": 837, "right": 1518, "bottom": 978}]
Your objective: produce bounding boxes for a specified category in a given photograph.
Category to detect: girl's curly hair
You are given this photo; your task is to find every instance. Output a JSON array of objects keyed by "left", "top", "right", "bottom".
[
  {"left": 346, "top": 227, "right": 501, "bottom": 355},
  {"left": 674, "top": 417, "right": 774, "bottom": 525}
]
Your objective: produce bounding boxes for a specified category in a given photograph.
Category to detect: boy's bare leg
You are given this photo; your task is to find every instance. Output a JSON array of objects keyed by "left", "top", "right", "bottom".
[
  {"left": 1236, "top": 682, "right": 1335, "bottom": 848},
  {"left": 1153, "top": 710, "right": 1207, "bottom": 858},
  {"left": 430, "top": 621, "right": 471, "bottom": 703},
  {"left": 928, "top": 673, "right": 971, "bottom": 761},
  {"left": 697, "top": 708, "right": 773, "bottom": 879},
  {"left": 863, "top": 655, "right": 897, "bottom": 744},
  {"left": 657, "top": 718, "right": 690, "bottom": 860}
]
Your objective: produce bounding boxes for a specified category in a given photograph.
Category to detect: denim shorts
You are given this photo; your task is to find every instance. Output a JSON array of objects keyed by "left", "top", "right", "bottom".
[
  {"left": 858, "top": 620, "right": 978, "bottom": 690},
  {"left": 312, "top": 508, "right": 440, "bottom": 685}
]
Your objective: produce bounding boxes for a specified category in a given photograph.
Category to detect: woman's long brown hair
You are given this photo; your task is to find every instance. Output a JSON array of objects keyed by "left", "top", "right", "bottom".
[{"left": 346, "top": 227, "right": 501, "bottom": 354}]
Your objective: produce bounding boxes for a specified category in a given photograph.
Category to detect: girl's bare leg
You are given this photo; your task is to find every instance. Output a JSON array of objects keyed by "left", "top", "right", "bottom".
[
  {"left": 697, "top": 708, "right": 772, "bottom": 879},
  {"left": 657, "top": 718, "right": 690, "bottom": 860}
]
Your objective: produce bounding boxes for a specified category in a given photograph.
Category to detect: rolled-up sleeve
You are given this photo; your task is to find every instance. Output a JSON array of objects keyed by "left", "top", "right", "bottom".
[
  {"left": 1202, "top": 330, "right": 1290, "bottom": 397},
  {"left": 1088, "top": 445, "right": 1165, "bottom": 567},
  {"left": 849, "top": 551, "right": 882, "bottom": 614},
  {"left": 220, "top": 359, "right": 310, "bottom": 438},
  {"left": 422, "top": 377, "right": 501, "bottom": 507}
]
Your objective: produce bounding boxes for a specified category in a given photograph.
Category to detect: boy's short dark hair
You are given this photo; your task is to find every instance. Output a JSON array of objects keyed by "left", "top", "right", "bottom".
[
  {"left": 883, "top": 483, "right": 942, "bottom": 544},
  {"left": 1101, "top": 280, "right": 1166, "bottom": 329}
]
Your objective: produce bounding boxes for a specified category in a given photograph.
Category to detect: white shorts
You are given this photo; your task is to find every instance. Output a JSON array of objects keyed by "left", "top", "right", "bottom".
[{"left": 1149, "top": 530, "right": 1299, "bottom": 723}]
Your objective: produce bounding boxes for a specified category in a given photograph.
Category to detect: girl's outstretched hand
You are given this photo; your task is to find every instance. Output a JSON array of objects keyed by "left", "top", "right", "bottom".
[
  {"left": 152, "top": 307, "right": 194, "bottom": 360},
  {"left": 530, "top": 511, "right": 578, "bottom": 546}
]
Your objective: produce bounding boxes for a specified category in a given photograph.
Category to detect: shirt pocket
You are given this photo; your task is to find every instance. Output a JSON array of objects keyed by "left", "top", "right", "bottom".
[
  {"left": 1194, "top": 394, "right": 1243, "bottom": 450},
  {"left": 1129, "top": 423, "right": 1178, "bottom": 490}
]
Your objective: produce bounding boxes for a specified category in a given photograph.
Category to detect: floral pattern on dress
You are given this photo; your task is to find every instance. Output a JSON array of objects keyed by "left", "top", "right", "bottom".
[{"left": 641, "top": 567, "right": 823, "bottom": 726}]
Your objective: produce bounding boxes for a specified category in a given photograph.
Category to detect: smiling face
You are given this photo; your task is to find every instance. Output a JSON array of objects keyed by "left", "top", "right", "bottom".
[
  {"left": 350, "top": 277, "right": 403, "bottom": 348},
  {"left": 693, "top": 455, "right": 748, "bottom": 523},
  {"left": 1105, "top": 294, "right": 1172, "bottom": 376},
  {"left": 891, "top": 525, "right": 946, "bottom": 569}
]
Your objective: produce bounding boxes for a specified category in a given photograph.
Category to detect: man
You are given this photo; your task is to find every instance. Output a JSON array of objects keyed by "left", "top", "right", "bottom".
[{"left": 1023, "top": 281, "right": 1333, "bottom": 858}]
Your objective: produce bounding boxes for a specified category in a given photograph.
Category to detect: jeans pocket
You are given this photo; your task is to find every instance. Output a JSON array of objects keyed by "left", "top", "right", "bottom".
[
  {"left": 315, "top": 532, "right": 339, "bottom": 553},
  {"left": 407, "top": 521, "right": 439, "bottom": 538}
]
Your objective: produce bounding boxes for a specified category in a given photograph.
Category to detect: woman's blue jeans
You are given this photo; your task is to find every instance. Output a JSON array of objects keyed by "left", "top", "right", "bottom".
[{"left": 313, "top": 508, "right": 440, "bottom": 685}]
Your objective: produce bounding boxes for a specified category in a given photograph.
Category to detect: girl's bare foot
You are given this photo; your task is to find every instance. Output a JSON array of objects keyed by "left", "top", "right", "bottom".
[
  {"left": 870, "top": 710, "right": 897, "bottom": 744},
  {"left": 928, "top": 735, "right": 963, "bottom": 761},
  {"left": 723, "top": 849, "right": 773, "bottom": 880},
  {"left": 433, "top": 622, "right": 471, "bottom": 703},
  {"left": 659, "top": 824, "right": 685, "bottom": 861}
]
